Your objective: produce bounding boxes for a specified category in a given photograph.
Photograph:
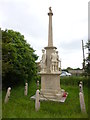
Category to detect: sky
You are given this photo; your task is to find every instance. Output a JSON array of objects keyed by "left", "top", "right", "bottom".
[{"left": 0, "top": 0, "right": 89, "bottom": 69}]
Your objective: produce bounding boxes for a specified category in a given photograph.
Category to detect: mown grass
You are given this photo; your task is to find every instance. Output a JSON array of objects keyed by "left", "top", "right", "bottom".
[
  {"left": 2, "top": 76, "right": 88, "bottom": 118},
  {"left": 0, "top": 91, "right": 2, "bottom": 119}
]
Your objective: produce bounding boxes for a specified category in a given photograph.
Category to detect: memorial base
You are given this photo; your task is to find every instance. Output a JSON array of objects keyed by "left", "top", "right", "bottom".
[
  {"left": 31, "top": 72, "right": 68, "bottom": 102},
  {"left": 31, "top": 90, "right": 68, "bottom": 103}
]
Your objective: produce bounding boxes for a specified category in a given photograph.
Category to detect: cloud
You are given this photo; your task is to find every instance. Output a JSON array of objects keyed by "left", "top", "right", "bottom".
[{"left": 0, "top": 0, "right": 88, "bottom": 69}]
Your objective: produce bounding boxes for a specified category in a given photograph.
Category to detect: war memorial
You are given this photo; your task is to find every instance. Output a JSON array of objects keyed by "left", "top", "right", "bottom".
[{"left": 31, "top": 7, "right": 67, "bottom": 102}]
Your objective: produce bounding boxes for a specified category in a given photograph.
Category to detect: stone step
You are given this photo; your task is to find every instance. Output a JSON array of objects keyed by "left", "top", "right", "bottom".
[
  {"left": 40, "top": 91, "right": 62, "bottom": 96},
  {"left": 40, "top": 94, "right": 58, "bottom": 99},
  {"left": 40, "top": 92, "right": 55, "bottom": 96},
  {"left": 30, "top": 93, "right": 68, "bottom": 103}
]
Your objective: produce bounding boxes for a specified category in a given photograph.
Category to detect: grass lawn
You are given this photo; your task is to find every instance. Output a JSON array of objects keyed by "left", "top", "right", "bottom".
[
  {"left": 0, "top": 91, "right": 2, "bottom": 119},
  {"left": 2, "top": 77, "right": 88, "bottom": 118}
]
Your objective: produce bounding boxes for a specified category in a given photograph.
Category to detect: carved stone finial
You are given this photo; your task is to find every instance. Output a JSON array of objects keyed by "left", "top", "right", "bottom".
[{"left": 49, "top": 7, "right": 52, "bottom": 12}]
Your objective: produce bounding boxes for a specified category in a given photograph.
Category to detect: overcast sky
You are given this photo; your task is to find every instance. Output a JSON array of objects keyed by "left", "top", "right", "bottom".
[{"left": 0, "top": 0, "right": 89, "bottom": 69}]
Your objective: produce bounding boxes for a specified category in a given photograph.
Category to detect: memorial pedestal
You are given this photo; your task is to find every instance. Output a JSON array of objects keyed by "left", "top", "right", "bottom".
[{"left": 31, "top": 72, "right": 68, "bottom": 102}]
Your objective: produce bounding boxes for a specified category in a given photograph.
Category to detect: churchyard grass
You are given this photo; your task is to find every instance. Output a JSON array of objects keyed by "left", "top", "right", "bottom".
[
  {"left": 0, "top": 91, "right": 2, "bottom": 119},
  {"left": 2, "top": 76, "right": 88, "bottom": 118}
]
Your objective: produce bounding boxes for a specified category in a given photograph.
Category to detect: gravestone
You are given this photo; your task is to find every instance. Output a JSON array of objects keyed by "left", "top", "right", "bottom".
[
  {"left": 24, "top": 83, "right": 28, "bottom": 96},
  {"left": 79, "top": 82, "right": 86, "bottom": 113},
  {"left": 35, "top": 89, "right": 40, "bottom": 111},
  {"left": 79, "top": 92, "right": 86, "bottom": 113},
  {"left": 4, "top": 87, "right": 11, "bottom": 103},
  {"left": 31, "top": 7, "right": 67, "bottom": 102}
]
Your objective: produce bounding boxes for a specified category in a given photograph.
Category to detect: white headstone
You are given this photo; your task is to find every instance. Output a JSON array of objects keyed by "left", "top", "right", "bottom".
[
  {"left": 79, "top": 92, "right": 86, "bottom": 113},
  {"left": 4, "top": 87, "right": 11, "bottom": 103},
  {"left": 24, "top": 83, "right": 28, "bottom": 96},
  {"left": 35, "top": 89, "right": 40, "bottom": 111}
]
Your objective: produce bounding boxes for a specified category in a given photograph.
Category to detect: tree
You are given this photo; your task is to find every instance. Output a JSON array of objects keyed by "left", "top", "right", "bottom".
[
  {"left": 2, "top": 29, "right": 38, "bottom": 88},
  {"left": 85, "top": 40, "right": 90, "bottom": 76},
  {"left": 67, "top": 67, "right": 73, "bottom": 70}
]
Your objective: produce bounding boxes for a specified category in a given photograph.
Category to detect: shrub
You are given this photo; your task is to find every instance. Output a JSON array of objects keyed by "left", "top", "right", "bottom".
[
  {"left": 60, "top": 76, "right": 88, "bottom": 87},
  {"left": 2, "top": 29, "right": 38, "bottom": 88}
]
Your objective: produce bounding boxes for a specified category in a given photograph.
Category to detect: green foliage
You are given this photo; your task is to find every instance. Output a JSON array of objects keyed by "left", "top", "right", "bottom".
[
  {"left": 60, "top": 76, "right": 88, "bottom": 86},
  {"left": 2, "top": 29, "right": 38, "bottom": 88},
  {"left": 67, "top": 67, "right": 73, "bottom": 70},
  {"left": 63, "top": 67, "right": 81, "bottom": 72},
  {"left": 2, "top": 80, "right": 88, "bottom": 118},
  {"left": 85, "top": 40, "right": 90, "bottom": 76}
]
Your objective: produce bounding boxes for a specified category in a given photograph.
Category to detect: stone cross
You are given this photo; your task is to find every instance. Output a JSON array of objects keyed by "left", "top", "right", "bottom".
[
  {"left": 4, "top": 87, "right": 11, "bottom": 103},
  {"left": 79, "top": 92, "right": 86, "bottom": 113},
  {"left": 24, "top": 82, "right": 28, "bottom": 96},
  {"left": 35, "top": 89, "right": 40, "bottom": 111}
]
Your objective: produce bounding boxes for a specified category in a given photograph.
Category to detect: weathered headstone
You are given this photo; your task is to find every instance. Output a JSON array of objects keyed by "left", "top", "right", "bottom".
[
  {"left": 4, "top": 87, "right": 11, "bottom": 103},
  {"left": 24, "top": 82, "right": 28, "bottom": 96},
  {"left": 79, "top": 92, "right": 86, "bottom": 113},
  {"left": 35, "top": 89, "right": 40, "bottom": 111},
  {"left": 79, "top": 82, "right": 86, "bottom": 113}
]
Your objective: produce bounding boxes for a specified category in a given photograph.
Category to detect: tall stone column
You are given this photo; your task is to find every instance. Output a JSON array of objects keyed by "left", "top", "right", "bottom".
[
  {"left": 48, "top": 7, "right": 53, "bottom": 47},
  {"left": 39, "top": 7, "right": 62, "bottom": 101},
  {"left": 45, "top": 7, "right": 56, "bottom": 72}
]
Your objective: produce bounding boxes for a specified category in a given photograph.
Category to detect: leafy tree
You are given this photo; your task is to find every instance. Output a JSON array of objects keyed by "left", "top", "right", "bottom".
[
  {"left": 85, "top": 40, "right": 90, "bottom": 76},
  {"left": 2, "top": 29, "right": 38, "bottom": 88},
  {"left": 74, "top": 68, "right": 81, "bottom": 70},
  {"left": 67, "top": 67, "right": 73, "bottom": 70}
]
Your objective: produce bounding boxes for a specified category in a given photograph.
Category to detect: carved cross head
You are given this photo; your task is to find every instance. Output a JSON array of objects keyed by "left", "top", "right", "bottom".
[{"left": 49, "top": 7, "right": 52, "bottom": 12}]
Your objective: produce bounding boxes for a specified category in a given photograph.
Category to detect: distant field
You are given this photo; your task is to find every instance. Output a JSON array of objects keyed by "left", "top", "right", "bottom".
[{"left": 2, "top": 76, "right": 88, "bottom": 118}]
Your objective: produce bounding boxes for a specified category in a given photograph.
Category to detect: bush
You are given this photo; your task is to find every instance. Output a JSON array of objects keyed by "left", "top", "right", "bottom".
[
  {"left": 60, "top": 76, "right": 88, "bottom": 87},
  {"left": 2, "top": 29, "right": 38, "bottom": 88}
]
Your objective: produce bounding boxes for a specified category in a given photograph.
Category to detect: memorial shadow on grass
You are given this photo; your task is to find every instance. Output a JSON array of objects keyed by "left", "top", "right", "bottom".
[{"left": 2, "top": 78, "right": 88, "bottom": 118}]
